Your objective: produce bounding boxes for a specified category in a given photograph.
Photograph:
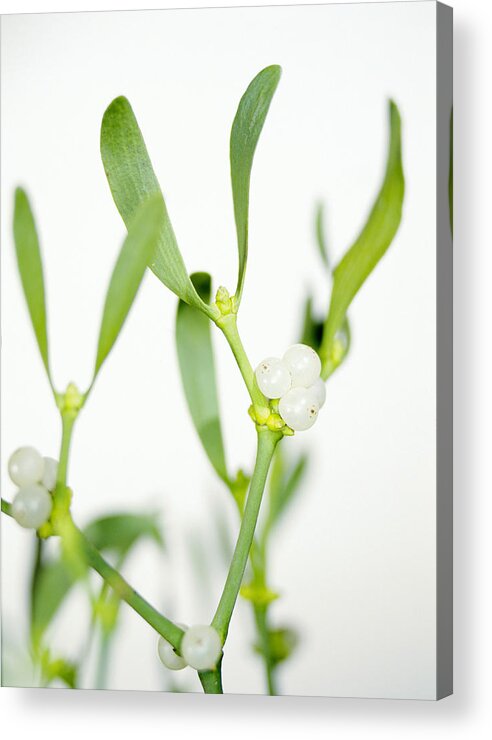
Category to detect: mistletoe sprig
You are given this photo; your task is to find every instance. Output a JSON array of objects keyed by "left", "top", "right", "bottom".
[{"left": 2, "top": 65, "right": 404, "bottom": 694}]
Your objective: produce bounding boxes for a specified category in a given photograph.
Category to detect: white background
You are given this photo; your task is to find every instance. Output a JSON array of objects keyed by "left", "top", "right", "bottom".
[
  {"left": 1, "top": 0, "right": 439, "bottom": 700},
  {"left": 1, "top": 0, "right": 491, "bottom": 737}
]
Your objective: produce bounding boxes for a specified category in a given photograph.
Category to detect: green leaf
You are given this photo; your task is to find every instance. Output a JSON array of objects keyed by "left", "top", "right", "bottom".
[
  {"left": 100, "top": 96, "right": 213, "bottom": 317},
  {"left": 266, "top": 448, "right": 308, "bottom": 532},
  {"left": 83, "top": 512, "right": 164, "bottom": 558},
  {"left": 230, "top": 65, "right": 282, "bottom": 305},
  {"left": 315, "top": 203, "right": 330, "bottom": 270},
  {"left": 31, "top": 559, "right": 79, "bottom": 646},
  {"left": 94, "top": 194, "right": 164, "bottom": 377},
  {"left": 254, "top": 627, "right": 298, "bottom": 667},
  {"left": 40, "top": 649, "right": 78, "bottom": 689},
  {"left": 320, "top": 100, "right": 404, "bottom": 378},
  {"left": 300, "top": 295, "right": 325, "bottom": 352},
  {"left": 176, "top": 272, "right": 228, "bottom": 483},
  {"left": 12, "top": 188, "right": 51, "bottom": 381}
]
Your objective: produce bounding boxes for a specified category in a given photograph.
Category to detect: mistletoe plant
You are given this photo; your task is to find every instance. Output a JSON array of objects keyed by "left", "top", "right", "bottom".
[{"left": 1, "top": 65, "right": 404, "bottom": 694}]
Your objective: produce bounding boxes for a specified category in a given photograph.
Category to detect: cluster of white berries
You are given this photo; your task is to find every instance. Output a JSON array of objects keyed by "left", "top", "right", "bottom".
[
  {"left": 7, "top": 447, "right": 58, "bottom": 529},
  {"left": 158, "top": 624, "right": 222, "bottom": 672},
  {"left": 255, "top": 343, "right": 326, "bottom": 431}
]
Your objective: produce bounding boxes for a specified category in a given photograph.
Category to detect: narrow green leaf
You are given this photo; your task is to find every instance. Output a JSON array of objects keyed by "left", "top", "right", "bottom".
[
  {"left": 94, "top": 194, "right": 164, "bottom": 377},
  {"left": 320, "top": 101, "right": 404, "bottom": 378},
  {"left": 230, "top": 65, "right": 282, "bottom": 305},
  {"left": 300, "top": 295, "right": 325, "bottom": 352},
  {"left": 13, "top": 188, "right": 51, "bottom": 381},
  {"left": 32, "top": 559, "right": 79, "bottom": 645},
  {"left": 84, "top": 512, "right": 164, "bottom": 557},
  {"left": 265, "top": 448, "right": 308, "bottom": 535},
  {"left": 315, "top": 203, "right": 330, "bottom": 270},
  {"left": 176, "top": 272, "right": 228, "bottom": 483},
  {"left": 100, "top": 96, "right": 212, "bottom": 316}
]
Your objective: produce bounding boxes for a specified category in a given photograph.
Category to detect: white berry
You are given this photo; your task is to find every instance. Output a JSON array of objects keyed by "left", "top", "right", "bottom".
[
  {"left": 11, "top": 484, "right": 52, "bottom": 529},
  {"left": 158, "top": 623, "right": 188, "bottom": 671},
  {"left": 8, "top": 447, "right": 45, "bottom": 487},
  {"left": 41, "top": 457, "right": 58, "bottom": 491},
  {"left": 310, "top": 378, "right": 326, "bottom": 409},
  {"left": 181, "top": 625, "right": 222, "bottom": 671},
  {"left": 279, "top": 386, "right": 320, "bottom": 431},
  {"left": 255, "top": 357, "right": 292, "bottom": 399},
  {"left": 283, "top": 344, "right": 321, "bottom": 388}
]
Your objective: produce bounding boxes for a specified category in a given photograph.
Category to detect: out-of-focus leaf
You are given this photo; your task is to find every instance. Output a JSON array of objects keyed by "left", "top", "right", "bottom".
[
  {"left": 84, "top": 512, "right": 164, "bottom": 558},
  {"left": 100, "top": 96, "right": 213, "bottom": 316},
  {"left": 266, "top": 448, "right": 308, "bottom": 533},
  {"left": 229, "top": 468, "right": 250, "bottom": 513},
  {"left": 31, "top": 559, "right": 79, "bottom": 646},
  {"left": 12, "top": 188, "right": 51, "bottom": 381},
  {"left": 320, "top": 101, "right": 404, "bottom": 379},
  {"left": 176, "top": 272, "right": 228, "bottom": 484},
  {"left": 322, "top": 316, "right": 351, "bottom": 380},
  {"left": 300, "top": 296, "right": 324, "bottom": 352},
  {"left": 40, "top": 648, "right": 78, "bottom": 688},
  {"left": 254, "top": 627, "right": 298, "bottom": 666},
  {"left": 230, "top": 65, "right": 281, "bottom": 305},
  {"left": 94, "top": 194, "right": 164, "bottom": 377},
  {"left": 315, "top": 203, "right": 330, "bottom": 270}
]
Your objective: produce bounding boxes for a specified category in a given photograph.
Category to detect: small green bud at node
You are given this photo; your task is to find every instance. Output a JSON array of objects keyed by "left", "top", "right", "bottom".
[
  {"left": 215, "top": 286, "right": 233, "bottom": 316},
  {"left": 266, "top": 413, "right": 285, "bottom": 431},
  {"left": 58, "top": 383, "right": 84, "bottom": 417}
]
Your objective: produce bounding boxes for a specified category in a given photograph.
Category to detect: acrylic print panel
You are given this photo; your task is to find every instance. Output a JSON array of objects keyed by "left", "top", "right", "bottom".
[{"left": 0, "top": 2, "right": 452, "bottom": 699}]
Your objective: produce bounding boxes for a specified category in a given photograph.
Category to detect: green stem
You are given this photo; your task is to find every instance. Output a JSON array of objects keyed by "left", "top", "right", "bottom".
[
  {"left": 2, "top": 498, "right": 12, "bottom": 516},
  {"left": 95, "top": 630, "right": 112, "bottom": 690},
  {"left": 217, "top": 313, "right": 267, "bottom": 410},
  {"left": 253, "top": 604, "right": 277, "bottom": 695},
  {"left": 30, "top": 538, "right": 43, "bottom": 635},
  {"left": 212, "top": 428, "right": 280, "bottom": 641},
  {"left": 74, "top": 524, "right": 184, "bottom": 652},
  {"left": 56, "top": 413, "right": 76, "bottom": 490},
  {"left": 198, "top": 662, "right": 223, "bottom": 694}
]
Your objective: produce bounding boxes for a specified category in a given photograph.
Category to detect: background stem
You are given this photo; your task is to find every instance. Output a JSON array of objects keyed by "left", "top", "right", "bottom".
[{"left": 74, "top": 524, "right": 185, "bottom": 651}]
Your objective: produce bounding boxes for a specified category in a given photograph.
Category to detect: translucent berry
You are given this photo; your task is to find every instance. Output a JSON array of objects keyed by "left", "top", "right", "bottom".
[
  {"left": 42, "top": 457, "right": 58, "bottom": 492},
  {"left": 158, "top": 623, "right": 188, "bottom": 671},
  {"left": 255, "top": 357, "right": 292, "bottom": 399},
  {"left": 283, "top": 344, "right": 321, "bottom": 388},
  {"left": 181, "top": 625, "right": 222, "bottom": 671},
  {"left": 11, "top": 484, "right": 52, "bottom": 529},
  {"left": 8, "top": 447, "right": 45, "bottom": 487},
  {"left": 279, "top": 387, "right": 320, "bottom": 431},
  {"left": 310, "top": 378, "right": 326, "bottom": 409}
]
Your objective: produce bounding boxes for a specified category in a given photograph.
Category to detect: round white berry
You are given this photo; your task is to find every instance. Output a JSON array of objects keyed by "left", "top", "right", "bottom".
[
  {"left": 255, "top": 357, "right": 292, "bottom": 399},
  {"left": 279, "top": 386, "right": 320, "bottom": 431},
  {"left": 41, "top": 457, "right": 58, "bottom": 491},
  {"left": 11, "top": 484, "right": 52, "bottom": 529},
  {"left": 310, "top": 378, "right": 326, "bottom": 409},
  {"left": 181, "top": 625, "right": 222, "bottom": 671},
  {"left": 283, "top": 344, "right": 321, "bottom": 388},
  {"left": 158, "top": 623, "right": 188, "bottom": 671},
  {"left": 8, "top": 447, "right": 45, "bottom": 487}
]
